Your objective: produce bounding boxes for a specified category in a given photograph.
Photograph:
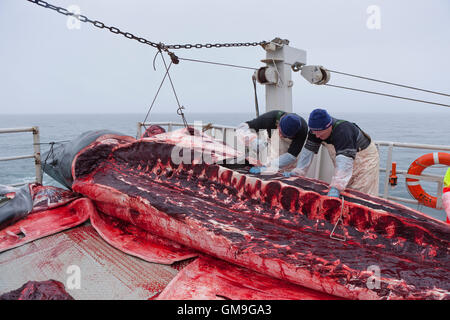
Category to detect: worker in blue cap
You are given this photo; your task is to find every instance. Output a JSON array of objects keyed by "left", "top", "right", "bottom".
[
  {"left": 235, "top": 110, "right": 308, "bottom": 174},
  {"left": 285, "top": 108, "right": 380, "bottom": 197}
]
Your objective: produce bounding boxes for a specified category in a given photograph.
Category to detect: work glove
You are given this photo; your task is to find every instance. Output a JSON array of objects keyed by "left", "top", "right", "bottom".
[
  {"left": 291, "top": 168, "right": 306, "bottom": 177},
  {"left": 283, "top": 168, "right": 306, "bottom": 178},
  {"left": 249, "top": 166, "right": 266, "bottom": 174},
  {"left": 327, "top": 187, "right": 341, "bottom": 198}
]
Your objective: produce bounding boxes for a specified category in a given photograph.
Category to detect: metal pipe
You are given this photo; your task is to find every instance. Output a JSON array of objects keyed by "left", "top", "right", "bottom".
[
  {"left": 375, "top": 141, "right": 450, "bottom": 151},
  {"left": 32, "top": 126, "right": 42, "bottom": 184},
  {"left": 436, "top": 182, "right": 444, "bottom": 209},
  {"left": 0, "top": 155, "right": 35, "bottom": 162},
  {"left": 136, "top": 122, "right": 142, "bottom": 139},
  {"left": 379, "top": 169, "right": 444, "bottom": 183},
  {"left": 386, "top": 196, "right": 422, "bottom": 205},
  {"left": 382, "top": 143, "right": 394, "bottom": 199},
  {"left": 0, "top": 127, "right": 36, "bottom": 134}
]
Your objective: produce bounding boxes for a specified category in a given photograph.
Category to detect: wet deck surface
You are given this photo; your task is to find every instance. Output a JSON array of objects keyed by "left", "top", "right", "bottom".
[{"left": 0, "top": 222, "right": 178, "bottom": 299}]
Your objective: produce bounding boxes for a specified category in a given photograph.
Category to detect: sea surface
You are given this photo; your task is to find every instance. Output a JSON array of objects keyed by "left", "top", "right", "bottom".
[{"left": 0, "top": 112, "right": 449, "bottom": 221}]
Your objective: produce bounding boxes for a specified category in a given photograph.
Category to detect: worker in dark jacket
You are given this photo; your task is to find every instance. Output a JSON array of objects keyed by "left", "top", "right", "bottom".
[
  {"left": 286, "top": 108, "right": 380, "bottom": 197},
  {"left": 235, "top": 110, "right": 308, "bottom": 174}
]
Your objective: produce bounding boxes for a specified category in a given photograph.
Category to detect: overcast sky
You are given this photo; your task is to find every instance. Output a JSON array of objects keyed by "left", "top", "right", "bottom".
[{"left": 0, "top": 0, "right": 449, "bottom": 115}]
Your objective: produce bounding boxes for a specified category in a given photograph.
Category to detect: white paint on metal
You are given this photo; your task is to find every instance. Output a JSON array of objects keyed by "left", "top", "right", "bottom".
[{"left": 260, "top": 39, "right": 307, "bottom": 113}]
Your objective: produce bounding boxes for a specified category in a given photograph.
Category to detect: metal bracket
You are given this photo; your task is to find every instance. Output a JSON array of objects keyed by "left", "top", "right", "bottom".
[
  {"left": 301, "top": 65, "right": 330, "bottom": 85},
  {"left": 330, "top": 197, "right": 347, "bottom": 242}
]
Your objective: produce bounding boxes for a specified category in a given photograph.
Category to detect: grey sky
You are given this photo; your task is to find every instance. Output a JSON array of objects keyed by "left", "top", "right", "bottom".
[{"left": 0, "top": 0, "right": 449, "bottom": 115}]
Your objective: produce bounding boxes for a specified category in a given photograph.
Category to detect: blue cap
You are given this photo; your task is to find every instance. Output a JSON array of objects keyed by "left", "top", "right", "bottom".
[
  {"left": 279, "top": 113, "right": 302, "bottom": 138},
  {"left": 308, "top": 109, "right": 332, "bottom": 131}
]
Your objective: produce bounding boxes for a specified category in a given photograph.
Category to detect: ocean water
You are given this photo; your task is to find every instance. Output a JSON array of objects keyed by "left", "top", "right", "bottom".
[{"left": 0, "top": 111, "right": 449, "bottom": 221}]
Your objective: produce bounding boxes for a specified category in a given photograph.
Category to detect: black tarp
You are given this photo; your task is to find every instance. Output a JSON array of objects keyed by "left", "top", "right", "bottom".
[
  {"left": 42, "top": 130, "right": 127, "bottom": 189},
  {"left": 0, "top": 184, "right": 32, "bottom": 230}
]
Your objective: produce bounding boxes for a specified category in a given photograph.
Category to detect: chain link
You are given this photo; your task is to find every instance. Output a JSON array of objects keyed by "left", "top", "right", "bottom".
[
  {"left": 26, "top": 0, "right": 268, "bottom": 59},
  {"left": 166, "top": 41, "right": 267, "bottom": 50},
  {"left": 27, "top": 0, "right": 172, "bottom": 56}
]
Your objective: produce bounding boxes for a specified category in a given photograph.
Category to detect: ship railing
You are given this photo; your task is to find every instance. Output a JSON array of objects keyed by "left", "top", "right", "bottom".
[
  {"left": 138, "top": 121, "right": 450, "bottom": 210},
  {"left": 0, "top": 127, "right": 42, "bottom": 187},
  {"left": 375, "top": 141, "right": 450, "bottom": 208}
]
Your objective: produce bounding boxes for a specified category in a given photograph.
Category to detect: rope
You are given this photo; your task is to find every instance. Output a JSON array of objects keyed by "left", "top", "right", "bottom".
[
  {"left": 326, "top": 69, "right": 450, "bottom": 97},
  {"left": 252, "top": 75, "right": 260, "bottom": 117},
  {"left": 324, "top": 84, "right": 450, "bottom": 108},
  {"left": 159, "top": 52, "right": 188, "bottom": 128},
  {"left": 41, "top": 142, "right": 56, "bottom": 174},
  {"left": 33, "top": 140, "right": 69, "bottom": 145},
  {"left": 142, "top": 53, "right": 173, "bottom": 130}
]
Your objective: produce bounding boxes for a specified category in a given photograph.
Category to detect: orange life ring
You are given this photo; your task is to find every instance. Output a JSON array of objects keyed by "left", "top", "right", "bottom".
[{"left": 406, "top": 152, "right": 450, "bottom": 208}]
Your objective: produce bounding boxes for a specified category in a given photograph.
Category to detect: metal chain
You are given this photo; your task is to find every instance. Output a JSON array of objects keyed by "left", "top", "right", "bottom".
[
  {"left": 26, "top": 0, "right": 179, "bottom": 61},
  {"left": 166, "top": 41, "right": 268, "bottom": 50},
  {"left": 26, "top": 0, "right": 267, "bottom": 62},
  {"left": 26, "top": 0, "right": 266, "bottom": 129}
]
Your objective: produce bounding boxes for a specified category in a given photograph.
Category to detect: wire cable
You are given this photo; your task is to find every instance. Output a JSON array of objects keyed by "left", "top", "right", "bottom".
[
  {"left": 178, "top": 57, "right": 258, "bottom": 71},
  {"left": 324, "top": 84, "right": 450, "bottom": 108},
  {"left": 142, "top": 55, "right": 173, "bottom": 129},
  {"left": 160, "top": 53, "right": 189, "bottom": 128},
  {"left": 326, "top": 69, "right": 450, "bottom": 97}
]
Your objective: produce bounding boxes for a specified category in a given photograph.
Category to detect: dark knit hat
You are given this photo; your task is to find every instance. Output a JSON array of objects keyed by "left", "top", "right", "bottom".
[
  {"left": 308, "top": 109, "right": 332, "bottom": 131},
  {"left": 279, "top": 113, "right": 302, "bottom": 138}
]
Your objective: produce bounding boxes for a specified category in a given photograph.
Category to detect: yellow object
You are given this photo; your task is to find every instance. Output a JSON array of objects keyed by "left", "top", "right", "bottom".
[{"left": 444, "top": 168, "right": 450, "bottom": 188}]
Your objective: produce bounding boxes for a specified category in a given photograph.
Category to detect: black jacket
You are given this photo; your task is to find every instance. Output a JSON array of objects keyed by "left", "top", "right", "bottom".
[{"left": 246, "top": 110, "right": 308, "bottom": 157}]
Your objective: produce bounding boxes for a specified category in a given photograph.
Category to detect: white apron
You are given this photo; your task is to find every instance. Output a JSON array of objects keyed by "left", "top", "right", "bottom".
[{"left": 323, "top": 141, "right": 380, "bottom": 196}]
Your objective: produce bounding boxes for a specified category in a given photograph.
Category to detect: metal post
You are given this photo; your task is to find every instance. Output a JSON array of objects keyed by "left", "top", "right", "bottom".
[
  {"left": 136, "top": 122, "right": 142, "bottom": 139},
  {"left": 261, "top": 39, "right": 307, "bottom": 113},
  {"left": 436, "top": 181, "right": 444, "bottom": 210},
  {"left": 383, "top": 143, "right": 394, "bottom": 199},
  {"left": 32, "top": 126, "right": 42, "bottom": 184}
]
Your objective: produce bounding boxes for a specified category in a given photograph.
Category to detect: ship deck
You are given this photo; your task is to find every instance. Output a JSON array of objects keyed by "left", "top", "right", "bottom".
[{"left": 0, "top": 223, "right": 180, "bottom": 299}]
